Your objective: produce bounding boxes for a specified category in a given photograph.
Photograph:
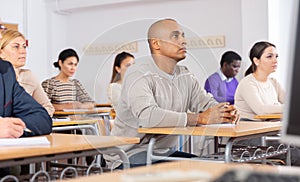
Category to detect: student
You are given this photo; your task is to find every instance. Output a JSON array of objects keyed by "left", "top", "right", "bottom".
[
  {"left": 0, "top": 29, "right": 55, "bottom": 117},
  {"left": 0, "top": 20, "right": 52, "bottom": 177},
  {"left": 234, "top": 41, "right": 285, "bottom": 120},
  {"left": 107, "top": 51, "right": 135, "bottom": 111},
  {"left": 0, "top": 19, "right": 52, "bottom": 138},
  {"left": 204, "top": 51, "right": 241, "bottom": 104},
  {"left": 107, "top": 18, "right": 239, "bottom": 168},
  {"left": 42, "top": 48, "right": 94, "bottom": 111}
]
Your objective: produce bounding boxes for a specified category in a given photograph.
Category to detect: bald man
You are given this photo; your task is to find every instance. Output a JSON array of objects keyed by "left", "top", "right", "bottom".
[{"left": 106, "top": 19, "right": 238, "bottom": 168}]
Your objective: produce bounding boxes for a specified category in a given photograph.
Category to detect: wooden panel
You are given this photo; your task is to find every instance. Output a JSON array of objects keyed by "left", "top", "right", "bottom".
[{"left": 3, "top": 23, "right": 18, "bottom": 31}]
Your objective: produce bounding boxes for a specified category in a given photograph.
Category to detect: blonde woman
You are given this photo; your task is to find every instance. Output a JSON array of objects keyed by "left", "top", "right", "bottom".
[{"left": 0, "top": 30, "right": 54, "bottom": 117}]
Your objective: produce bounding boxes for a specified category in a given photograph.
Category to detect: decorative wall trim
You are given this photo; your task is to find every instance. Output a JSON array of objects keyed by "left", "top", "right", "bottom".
[
  {"left": 83, "top": 35, "right": 225, "bottom": 55},
  {"left": 186, "top": 35, "right": 225, "bottom": 49},
  {"left": 83, "top": 41, "right": 138, "bottom": 55}
]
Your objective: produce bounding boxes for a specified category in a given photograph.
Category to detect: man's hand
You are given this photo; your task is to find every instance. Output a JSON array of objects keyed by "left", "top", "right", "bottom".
[
  {"left": 198, "top": 102, "right": 239, "bottom": 125},
  {"left": 0, "top": 117, "right": 26, "bottom": 138}
]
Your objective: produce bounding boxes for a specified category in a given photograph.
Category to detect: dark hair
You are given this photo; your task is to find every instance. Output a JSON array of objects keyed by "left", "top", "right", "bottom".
[
  {"left": 110, "top": 51, "right": 134, "bottom": 83},
  {"left": 53, "top": 48, "right": 79, "bottom": 70},
  {"left": 245, "top": 41, "right": 276, "bottom": 76},
  {"left": 220, "top": 51, "right": 242, "bottom": 67}
]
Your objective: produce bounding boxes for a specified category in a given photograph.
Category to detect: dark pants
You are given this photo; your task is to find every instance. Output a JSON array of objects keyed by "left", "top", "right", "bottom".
[{"left": 0, "top": 168, "right": 9, "bottom": 178}]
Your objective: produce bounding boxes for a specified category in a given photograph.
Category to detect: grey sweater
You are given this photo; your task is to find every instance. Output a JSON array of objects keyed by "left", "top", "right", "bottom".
[{"left": 109, "top": 57, "right": 218, "bottom": 163}]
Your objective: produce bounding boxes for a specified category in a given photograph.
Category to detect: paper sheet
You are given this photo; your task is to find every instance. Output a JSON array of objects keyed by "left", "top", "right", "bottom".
[
  {"left": 0, "top": 136, "right": 50, "bottom": 146},
  {"left": 197, "top": 123, "right": 236, "bottom": 127},
  {"left": 62, "top": 109, "right": 91, "bottom": 112},
  {"left": 52, "top": 117, "right": 71, "bottom": 122}
]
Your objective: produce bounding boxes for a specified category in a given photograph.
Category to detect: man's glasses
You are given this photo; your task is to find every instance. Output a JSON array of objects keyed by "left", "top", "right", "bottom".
[{"left": 0, "top": 24, "right": 7, "bottom": 30}]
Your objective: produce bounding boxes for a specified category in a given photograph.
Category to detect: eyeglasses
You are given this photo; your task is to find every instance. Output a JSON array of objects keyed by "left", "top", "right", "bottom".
[{"left": 0, "top": 24, "right": 7, "bottom": 30}]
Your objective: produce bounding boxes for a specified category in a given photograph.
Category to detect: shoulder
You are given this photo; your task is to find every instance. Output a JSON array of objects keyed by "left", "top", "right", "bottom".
[
  {"left": 206, "top": 72, "right": 220, "bottom": 80},
  {"left": 127, "top": 59, "right": 151, "bottom": 74},
  {"left": 269, "top": 77, "right": 279, "bottom": 83},
  {"left": 237, "top": 74, "right": 258, "bottom": 91},
  {"left": 269, "top": 77, "right": 282, "bottom": 87},
  {"left": 19, "top": 68, "right": 31, "bottom": 74},
  {"left": 19, "top": 69, "right": 36, "bottom": 79},
  {"left": 175, "top": 64, "right": 194, "bottom": 76},
  {"left": 42, "top": 77, "right": 57, "bottom": 86},
  {"left": 110, "top": 82, "right": 121, "bottom": 88},
  {"left": 176, "top": 65, "right": 198, "bottom": 82},
  {"left": 0, "top": 60, "right": 13, "bottom": 74},
  {"left": 239, "top": 74, "right": 255, "bottom": 84},
  {"left": 108, "top": 83, "right": 121, "bottom": 92},
  {"left": 124, "top": 58, "right": 156, "bottom": 81},
  {"left": 71, "top": 78, "right": 83, "bottom": 85}
]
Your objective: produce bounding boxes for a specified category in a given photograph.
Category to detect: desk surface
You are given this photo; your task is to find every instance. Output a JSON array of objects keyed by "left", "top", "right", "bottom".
[
  {"left": 60, "top": 160, "right": 300, "bottom": 182},
  {"left": 52, "top": 119, "right": 99, "bottom": 127},
  {"left": 138, "top": 121, "right": 281, "bottom": 137},
  {"left": 254, "top": 114, "right": 282, "bottom": 120},
  {"left": 0, "top": 133, "right": 139, "bottom": 161},
  {"left": 54, "top": 108, "right": 112, "bottom": 115}
]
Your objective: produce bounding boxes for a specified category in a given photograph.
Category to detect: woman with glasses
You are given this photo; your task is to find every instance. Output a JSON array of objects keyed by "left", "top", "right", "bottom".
[{"left": 0, "top": 30, "right": 55, "bottom": 117}]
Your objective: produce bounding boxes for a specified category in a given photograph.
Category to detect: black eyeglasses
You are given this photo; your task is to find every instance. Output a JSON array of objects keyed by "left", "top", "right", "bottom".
[{"left": 0, "top": 24, "right": 7, "bottom": 30}]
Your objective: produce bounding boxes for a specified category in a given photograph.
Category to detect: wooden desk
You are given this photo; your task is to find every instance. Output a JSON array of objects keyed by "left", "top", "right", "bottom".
[
  {"left": 52, "top": 119, "right": 105, "bottom": 135},
  {"left": 254, "top": 114, "right": 282, "bottom": 120},
  {"left": 0, "top": 133, "right": 139, "bottom": 169},
  {"left": 95, "top": 103, "right": 112, "bottom": 107},
  {"left": 60, "top": 160, "right": 300, "bottom": 182},
  {"left": 138, "top": 121, "right": 281, "bottom": 137},
  {"left": 53, "top": 108, "right": 112, "bottom": 116},
  {"left": 52, "top": 119, "right": 99, "bottom": 127},
  {"left": 53, "top": 108, "right": 113, "bottom": 135},
  {"left": 138, "top": 122, "right": 287, "bottom": 163}
]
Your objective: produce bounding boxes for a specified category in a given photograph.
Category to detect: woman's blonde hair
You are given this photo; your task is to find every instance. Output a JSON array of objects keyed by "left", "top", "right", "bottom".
[{"left": 0, "top": 29, "right": 25, "bottom": 50}]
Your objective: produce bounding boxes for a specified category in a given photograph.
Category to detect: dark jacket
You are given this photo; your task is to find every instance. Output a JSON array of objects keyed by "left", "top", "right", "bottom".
[{"left": 0, "top": 60, "right": 52, "bottom": 136}]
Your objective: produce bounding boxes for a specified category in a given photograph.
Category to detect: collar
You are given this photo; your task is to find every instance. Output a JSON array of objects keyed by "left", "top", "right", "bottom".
[{"left": 217, "top": 68, "right": 233, "bottom": 82}]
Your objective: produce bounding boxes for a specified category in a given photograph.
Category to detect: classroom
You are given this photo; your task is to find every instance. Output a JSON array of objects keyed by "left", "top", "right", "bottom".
[{"left": 0, "top": 0, "right": 299, "bottom": 181}]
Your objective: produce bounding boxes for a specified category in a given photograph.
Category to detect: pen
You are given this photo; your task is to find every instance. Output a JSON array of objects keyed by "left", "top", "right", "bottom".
[{"left": 24, "top": 128, "right": 32, "bottom": 133}]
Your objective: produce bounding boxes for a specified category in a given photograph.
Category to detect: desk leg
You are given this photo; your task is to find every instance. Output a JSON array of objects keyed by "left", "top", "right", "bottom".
[
  {"left": 100, "top": 147, "right": 130, "bottom": 169},
  {"left": 225, "top": 137, "right": 234, "bottom": 163},
  {"left": 214, "top": 136, "right": 219, "bottom": 154},
  {"left": 286, "top": 145, "right": 291, "bottom": 166}
]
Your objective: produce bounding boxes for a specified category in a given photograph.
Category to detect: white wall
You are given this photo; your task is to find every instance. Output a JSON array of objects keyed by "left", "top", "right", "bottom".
[
  {"left": 0, "top": 0, "right": 295, "bottom": 103},
  {"left": 49, "top": 0, "right": 249, "bottom": 103},
  {"left": 0, "top": 0, "right": 49, "bottom": 80}
]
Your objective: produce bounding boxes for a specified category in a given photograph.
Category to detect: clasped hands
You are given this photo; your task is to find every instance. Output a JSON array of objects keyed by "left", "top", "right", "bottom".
[{"left": 198, "top": 102, "right": 239, "bottom": 125}]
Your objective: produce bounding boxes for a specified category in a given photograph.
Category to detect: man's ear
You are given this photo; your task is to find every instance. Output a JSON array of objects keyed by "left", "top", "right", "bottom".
[{"left": 150, "top": 38, "right": 160, "bottom": 50}]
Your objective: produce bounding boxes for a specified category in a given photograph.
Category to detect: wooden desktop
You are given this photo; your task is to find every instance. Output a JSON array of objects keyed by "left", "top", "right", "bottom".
[
  {"left": 138, "top": 121, "right": 287, "bottom": 163},
  {"left": 60, "top": 160, "right": 300, "bottom": 182}
]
